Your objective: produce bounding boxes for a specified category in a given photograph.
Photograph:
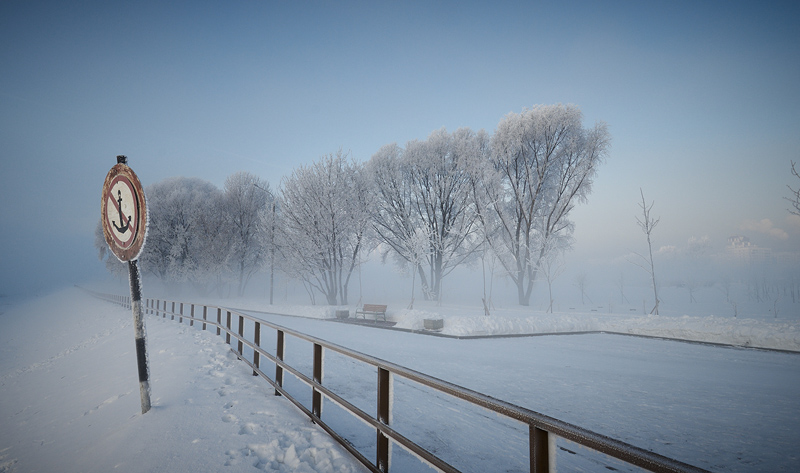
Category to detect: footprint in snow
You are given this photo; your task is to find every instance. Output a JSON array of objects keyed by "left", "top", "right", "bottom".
[{"left": 239, "top": 423, "right": 257, "bottom": 435}]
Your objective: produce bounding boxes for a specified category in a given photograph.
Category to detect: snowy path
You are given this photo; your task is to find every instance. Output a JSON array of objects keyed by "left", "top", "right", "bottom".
[
  {"left": 0, "top": 290, "right": 367, "bottom": 473},
  {"left": 240, "top": 310, "right": 800, "bottom": 472}
]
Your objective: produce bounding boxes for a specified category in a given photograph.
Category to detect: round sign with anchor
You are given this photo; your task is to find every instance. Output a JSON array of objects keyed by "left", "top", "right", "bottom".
[{"left": 101, "top": 157, "right": 147, "bottom": 262}]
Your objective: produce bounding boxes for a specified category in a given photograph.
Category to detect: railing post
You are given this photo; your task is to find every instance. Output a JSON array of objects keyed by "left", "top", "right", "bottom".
[
  {"left": 202, "top": 305, "right": 207, "bottom": 331},
  {"left": 171, "top": 301, "right": 175, "bottom": 321},
  {"left": 226, "top": 311, "right": 232, "bottom": 345},
  {"left": 253, "top": 321, "right": 261, "bottom": 376},
  {"left": 377, "top": 367, "right": 392, "bottom": 472},
  {"left": 179, "top": 302, "right": 184, "bottom": 323},
  {"left": 530, "top": 425, "right": 554, "bottom": 473},
  {"left": 275, "top": 330, "right": 284, "bottom": 396},
  {"left": 216, "top": 308, "right": 221, "bottom": 336},
  {"left": 190, "top": 304, "right": 194, "bottom": 327},
  {"left": 237, "top": 315, "right": 244, "bottom": 356},
  {"left": 312, "top": 343, "right": 323, "bottom": 419}
]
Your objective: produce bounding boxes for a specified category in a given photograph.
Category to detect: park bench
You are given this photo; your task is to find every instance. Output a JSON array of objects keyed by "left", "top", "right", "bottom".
[{"left": 355, "top": 304, "right": 388, "bottom": 322}]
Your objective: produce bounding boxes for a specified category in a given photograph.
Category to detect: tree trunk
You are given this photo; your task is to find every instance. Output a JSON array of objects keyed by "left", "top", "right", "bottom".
[{"left": 517, "top": 279, "right": 529, "bottom": 306}]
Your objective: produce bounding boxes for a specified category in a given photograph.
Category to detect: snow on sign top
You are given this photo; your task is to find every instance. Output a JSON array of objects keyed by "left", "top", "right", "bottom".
[{"left": 101, "top": 161, "right": 147, "bottom": 262}]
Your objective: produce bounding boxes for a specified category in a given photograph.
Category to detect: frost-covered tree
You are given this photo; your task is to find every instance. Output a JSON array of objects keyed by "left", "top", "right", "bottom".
[
  {"left": 223, "top": 172, "right": 270, "bottom": 297},
  {"left": 381, "top": 226, "right": 431, "bottom": 310},
  {"left": 471, "top": 104, "right": 609, "bottom": 306},
  {"left": 94, "top": 219, "right": 127, "bottom": 279},
  {"left": 280, "top": 151, "right": 371, "bottom": 305},
  {"left": 787, "top": 160, "right": 800, "bottom": 216},
  {"left": 254, "top": 183, "right": 282, "bottom": 305},
  {"left": 369, "top": 128, "right": 484, "bottom": 301},
  {"left": 135, "top": 177, "right": 230, "bottom": 294},
  {"left": 630, "top": 188, "right": 660, "bottom": 314},
  {"left": 541, "top": 254, "right": 565, "bottom": 313}
]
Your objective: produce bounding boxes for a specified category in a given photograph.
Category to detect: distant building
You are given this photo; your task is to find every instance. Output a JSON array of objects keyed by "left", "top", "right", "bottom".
[{"left": 726, "top": 235, "right": 775, "bottom": 264}]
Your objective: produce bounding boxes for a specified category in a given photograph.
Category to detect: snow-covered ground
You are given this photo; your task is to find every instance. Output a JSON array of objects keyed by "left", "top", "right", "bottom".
[
  {"left": 2, "top": 287, "right": 799, "bottom": 472},
  {"left": 225, "top": 295, "right": 800, "bottom": 352},
  {"left": 0, "top": 289, "right": 367, "bottom": 473}
]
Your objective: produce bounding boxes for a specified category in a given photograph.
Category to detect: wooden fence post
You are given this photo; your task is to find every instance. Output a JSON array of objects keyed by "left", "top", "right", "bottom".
[
  {"left": 275, "top": 330, "right": 284, "bottom": 396},
  {"left": 530, "top": 426, "right": 553, "bottom": 473},
  {"left": 377, "top": 367, "right": 392, "bottom": 472},
  {"left": 312, "top": 343, "right": 323, "bottom": 418},
  {"left": 226, "top": 311, "right": 232, "bottom": 345},
  {"left": 253, "top": 321, "right": 260, "bottom": 376},
  {"left": 237, "top": 315, "right": 244, "bottom": 356}
]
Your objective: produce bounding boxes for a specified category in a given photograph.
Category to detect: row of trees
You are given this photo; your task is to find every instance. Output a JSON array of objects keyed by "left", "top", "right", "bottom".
[
  {"left": 96, "top": 172, "right": 273, "bottom": 297},
  {"left": 97, "top": 104, "right": 610, "bottom": 306}
]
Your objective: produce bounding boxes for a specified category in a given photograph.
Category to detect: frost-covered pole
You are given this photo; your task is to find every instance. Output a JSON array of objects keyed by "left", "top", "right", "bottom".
[
  {"left": 101, "top": 155, "right": 151, "bottom": 414},
  {"left": 128, "top": 258, "right": 151, "bottom": 414}
]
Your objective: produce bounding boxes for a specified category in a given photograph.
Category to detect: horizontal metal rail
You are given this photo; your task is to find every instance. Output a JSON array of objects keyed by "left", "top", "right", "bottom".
[{"left": 84, "top": 288, "right": 712, "bottom": 473}]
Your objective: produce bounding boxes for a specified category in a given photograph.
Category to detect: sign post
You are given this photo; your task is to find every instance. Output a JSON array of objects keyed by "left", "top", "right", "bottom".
[{"left": 101, "top": 155, "right": 151, "bottom": 414}]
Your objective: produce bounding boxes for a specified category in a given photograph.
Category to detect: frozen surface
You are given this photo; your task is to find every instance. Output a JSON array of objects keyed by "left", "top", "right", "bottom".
[{"left": 236, "top": 309, "right": 800, "bottom": 473}]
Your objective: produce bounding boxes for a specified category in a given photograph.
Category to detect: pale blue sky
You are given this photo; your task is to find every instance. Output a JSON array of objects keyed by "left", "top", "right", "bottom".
[{"left": 1, "top": 1, "right": 798, "bottom": 296}]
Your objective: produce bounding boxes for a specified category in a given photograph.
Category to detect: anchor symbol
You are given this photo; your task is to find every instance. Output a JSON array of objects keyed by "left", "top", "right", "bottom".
[{"left": 112, "top": 189, "right": 131, "bottom": 234}]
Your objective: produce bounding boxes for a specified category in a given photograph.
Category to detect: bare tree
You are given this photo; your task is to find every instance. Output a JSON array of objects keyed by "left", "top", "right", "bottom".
[
  {"left": 254, "top": 183, "right": 280, "bottom": 305},
  {"left": 630, "top": 188, "right": 660, "bottom": 314},
  {"left": 94, "top": 219, "right": 128, "bottom": 279},
  {"left": 472, "top": 104, "right": 609, "bottom": 306},
  {"left": 541, "top": 255, "right": 565, "bottom": 313},
  {"left": 280, "top": 151, "right": 371, "bottom": 305},
  {"left": 224, "top": 172, "right": 270, "bottom": 297},
  {"left": 397, "top": 227, "right": 431, "bottom": 309},
  {"left": 617, "top": 271, "right": 630, "bottom": 304},
  {"left": 128, "top": 176, "right": 230, "bottom": 295},
  {"left": 574, "top": 272, "right": 592, "bottom": 306},
  {"left": 787, "top": 160, "right": 800, "bottom": 216},
  {"left": 369, "top": 128, "right": 483, "bottom": 301}
]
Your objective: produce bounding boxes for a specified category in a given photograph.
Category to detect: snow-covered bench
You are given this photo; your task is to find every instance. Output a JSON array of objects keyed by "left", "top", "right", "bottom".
[{"left": 355, "top": 304, "right": 387, "bottom": 322}]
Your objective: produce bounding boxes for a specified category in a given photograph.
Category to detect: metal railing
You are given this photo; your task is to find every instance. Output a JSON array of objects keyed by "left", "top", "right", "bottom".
[{"left": 87, "top": 289, "right": 711, "bottom": 473}]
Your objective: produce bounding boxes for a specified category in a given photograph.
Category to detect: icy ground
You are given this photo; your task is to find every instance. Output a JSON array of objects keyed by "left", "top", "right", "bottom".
[
  {"left": 2, "top": 288, "right": 799, "bottom": 472},
  {"left": 0, "top": 289, "right": 366, "bottom": 473},
  {"left": 227, "top": 294, "right": 800, "bottom": 352},
  {"left": 234, "top": 308, "right": 800, "bottom": 473}
]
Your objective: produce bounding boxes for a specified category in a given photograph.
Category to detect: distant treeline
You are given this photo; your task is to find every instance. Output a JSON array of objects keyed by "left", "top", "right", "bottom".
[{"left": 96, "top": 104, "right": 610, "bottom": 306}]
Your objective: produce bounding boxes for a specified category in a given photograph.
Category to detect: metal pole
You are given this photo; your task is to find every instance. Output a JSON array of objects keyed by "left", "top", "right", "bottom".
[{"left": 127, "top": 260, "right": 151, "bottom": 414}]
